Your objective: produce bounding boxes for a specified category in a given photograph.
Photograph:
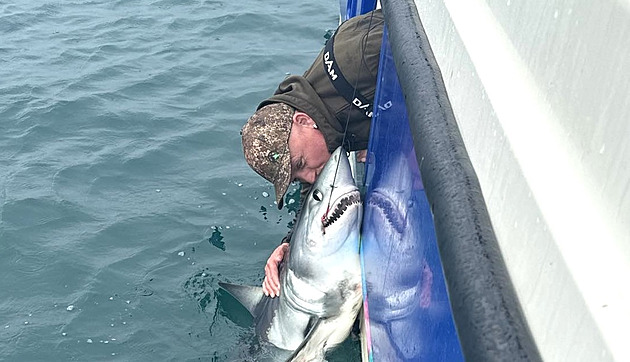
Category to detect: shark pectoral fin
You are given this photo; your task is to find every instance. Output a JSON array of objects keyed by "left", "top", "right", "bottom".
[
  {"left": 285, "top": 318, "right": 324, "bottom": 362},
  {"left": 218, "top": 282, "right": 264, "bottom": 317}
]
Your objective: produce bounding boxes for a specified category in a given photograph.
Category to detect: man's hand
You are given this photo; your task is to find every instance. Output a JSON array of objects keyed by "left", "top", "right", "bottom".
[
  {"left": 263, "top": 243, "right": 289, "bottom": 298},
  {"left": 356, "top": 149, "right": 367, "bottom": 163}
]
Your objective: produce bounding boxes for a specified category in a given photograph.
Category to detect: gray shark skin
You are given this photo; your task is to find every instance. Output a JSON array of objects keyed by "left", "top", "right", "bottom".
[{"left": 220, "top": 147, "right": 363, "bottom": 361}]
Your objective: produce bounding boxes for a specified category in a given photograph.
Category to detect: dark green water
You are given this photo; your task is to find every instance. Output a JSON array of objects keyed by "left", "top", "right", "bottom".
[{"left": 0, "top": 0, "right": 360, "bottom": 360}]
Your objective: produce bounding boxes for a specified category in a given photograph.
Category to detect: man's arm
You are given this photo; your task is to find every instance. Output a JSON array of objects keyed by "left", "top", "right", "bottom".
[{"left": 262, "top": 242, "right": 288, "bottom": 297}]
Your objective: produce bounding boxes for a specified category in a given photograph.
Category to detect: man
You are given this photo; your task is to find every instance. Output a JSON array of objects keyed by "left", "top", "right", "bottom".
[{"left": 241, "top": 9, "right": 384, "bottom": 297}]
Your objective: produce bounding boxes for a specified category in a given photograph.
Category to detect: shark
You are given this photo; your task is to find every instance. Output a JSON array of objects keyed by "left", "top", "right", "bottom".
[
  {"left": 220, "top": 147, "right": 363, "bottom": 361},
  {"left": 361, "top": 149, "right": 437, "bottom": 360}
]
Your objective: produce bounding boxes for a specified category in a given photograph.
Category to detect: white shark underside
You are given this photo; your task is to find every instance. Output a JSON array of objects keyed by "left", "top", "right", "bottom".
[{"left": 220, "top": 147, "right": 363, "bottom": 361}]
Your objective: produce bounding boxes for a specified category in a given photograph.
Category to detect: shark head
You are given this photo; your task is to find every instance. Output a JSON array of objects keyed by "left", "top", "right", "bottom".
[
  {"left": 290, "top": 147, "right": 362, "bottom": 260},
  {"left": 365, "top": 152, "right": 416, "bottom": 252}
]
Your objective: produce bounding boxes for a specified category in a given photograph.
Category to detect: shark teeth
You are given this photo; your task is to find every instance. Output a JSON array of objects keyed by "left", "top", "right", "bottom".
[
  {"left": 322, "top": 192, "right": 361, "bottom": 228},
  {"left": 366, "top": 192, "right": 405, "bottom": 234}
]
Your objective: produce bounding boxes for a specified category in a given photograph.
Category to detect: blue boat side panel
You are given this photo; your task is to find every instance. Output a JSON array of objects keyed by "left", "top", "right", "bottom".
[
  {"left": 360, "top": 28, "right": 464, "bottom": 361},
  {"left": 345, "top": 0, "right": 377, "bottom": 19}
]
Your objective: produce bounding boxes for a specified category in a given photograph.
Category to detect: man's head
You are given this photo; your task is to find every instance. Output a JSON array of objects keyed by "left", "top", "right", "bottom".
[{"left": 241, "top": 103, "right": 330, "bottom": 208}]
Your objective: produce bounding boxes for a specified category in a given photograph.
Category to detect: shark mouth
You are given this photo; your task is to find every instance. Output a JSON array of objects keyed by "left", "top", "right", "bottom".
[
  {"left": 366, "top": 191, "right": 406, "bottom": 234},
  {"left": 322, "top": 191, "right": 361, "bottom": 228}
]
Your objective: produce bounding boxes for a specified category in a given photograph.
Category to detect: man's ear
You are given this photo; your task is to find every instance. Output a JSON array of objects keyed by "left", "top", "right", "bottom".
[{"left": 293, "top": 111, "right": 316, "bottom": 127}]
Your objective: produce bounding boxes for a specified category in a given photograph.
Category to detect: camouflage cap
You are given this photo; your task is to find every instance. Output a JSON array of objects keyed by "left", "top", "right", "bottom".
[{"left": 241, "top": 103, "right": 295, "bottom": 209}]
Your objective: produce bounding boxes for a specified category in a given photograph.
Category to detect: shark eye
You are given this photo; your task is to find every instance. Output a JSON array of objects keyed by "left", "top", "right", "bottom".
[{"left": 312, "top": 189, "right": 323, "bottom": 201}]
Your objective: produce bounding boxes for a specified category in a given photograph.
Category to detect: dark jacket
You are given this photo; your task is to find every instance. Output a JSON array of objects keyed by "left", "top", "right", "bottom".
[{"left": 258, "top": 9, "right": 383, "bottom": 152}]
